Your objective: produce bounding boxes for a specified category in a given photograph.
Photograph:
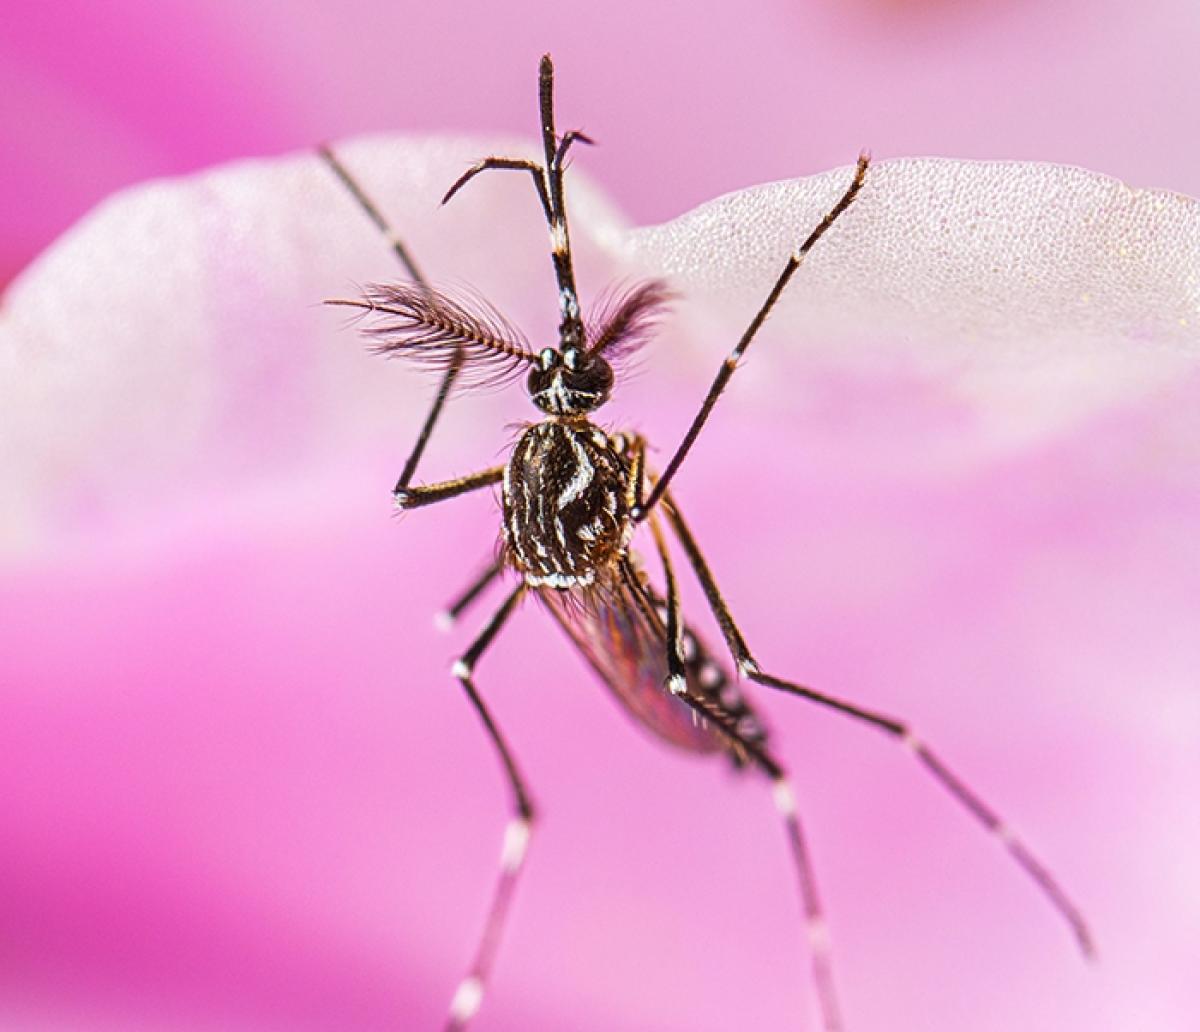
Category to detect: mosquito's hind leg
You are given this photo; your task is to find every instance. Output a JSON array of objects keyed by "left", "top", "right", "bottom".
[
  {"left": 445, "top": 582, "right": 534, "bottom": 1031},
  {"left": 659, "top": 488, "right": 1095, "bottom": 958},
  {"left": 641, "top": 521, "right": 844, "bottom": 1031}
]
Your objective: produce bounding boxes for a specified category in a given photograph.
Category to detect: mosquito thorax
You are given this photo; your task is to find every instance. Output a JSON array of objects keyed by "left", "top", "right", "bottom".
[
  {"left": 527, "top": 346, "right": 614, "bottom": 416},
  {"left": 502, "top": 420, "right": 634, "bottom": 590}
]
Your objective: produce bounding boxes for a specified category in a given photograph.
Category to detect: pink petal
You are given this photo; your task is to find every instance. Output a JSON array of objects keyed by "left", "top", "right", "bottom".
[{"left": 1, "top": 140, "right": 1197, "bottom": 1031}]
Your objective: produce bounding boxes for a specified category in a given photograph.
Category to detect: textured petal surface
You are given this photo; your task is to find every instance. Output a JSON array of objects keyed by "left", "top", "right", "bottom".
[
  {"left": 4, "top": 145, "right": 1198, "bottom": 544},
  {"left": 2, "top": 137, "right": 1198, "bottom": 1032},
  {"left": 629, "top": 160, "right": 1200, "bottom": 443}
]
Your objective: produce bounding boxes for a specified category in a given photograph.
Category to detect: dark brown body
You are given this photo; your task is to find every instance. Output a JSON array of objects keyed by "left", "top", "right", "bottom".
[
  {"left": 322, "top": 60, "right": 1086, "bottom": 1032},
  {"left": 499, "top": 416, "right": 768, "bottom": 762},
  {"left": 502, "top": 419, "right": 635, "bottom": 590}
]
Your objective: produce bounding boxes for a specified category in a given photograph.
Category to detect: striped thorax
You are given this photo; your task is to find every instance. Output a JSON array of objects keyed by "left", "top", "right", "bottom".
[{"left": 502, "top": 421, "right": 634, "bottom": 589}]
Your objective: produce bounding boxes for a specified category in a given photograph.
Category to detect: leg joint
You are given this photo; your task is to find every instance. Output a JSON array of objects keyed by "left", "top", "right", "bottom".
[{"left": 501, "top": 814, "right": 535, "bottom": 870}]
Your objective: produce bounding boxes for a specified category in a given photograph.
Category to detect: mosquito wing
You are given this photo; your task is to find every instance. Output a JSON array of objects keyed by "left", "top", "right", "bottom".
[{"left": 537, "top": 568, "right": 736, "bottom": 756}]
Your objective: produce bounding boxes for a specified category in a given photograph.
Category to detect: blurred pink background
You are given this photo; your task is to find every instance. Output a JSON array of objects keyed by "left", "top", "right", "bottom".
[
  {"left": 5, "top": 0, "right": 1200, "bottom": 290},
  {"left": 3, "top": 2, "right": 1199, "bottom": 1032}
]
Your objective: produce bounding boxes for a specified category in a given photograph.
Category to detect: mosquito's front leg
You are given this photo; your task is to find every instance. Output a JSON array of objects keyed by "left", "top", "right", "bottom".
[
  {"left": 319, "top": 144, "right": 465, "bottom": 496},
  {"left": 443, "top": 55, "right": 590, "bottom": 350},
  {"left": 443, "top": 157, "right": 553, "bottom": 220},
  {"left": 633, "top": 154, "right": 870, "bottom": 521},
  {"left": 393, "top": 464, "right": 504, "bottom": 511}
]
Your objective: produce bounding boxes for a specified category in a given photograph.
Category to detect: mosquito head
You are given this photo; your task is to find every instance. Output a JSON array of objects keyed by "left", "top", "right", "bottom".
[{"left": 527, "top": 345, "right": 614, "bottom": 416}]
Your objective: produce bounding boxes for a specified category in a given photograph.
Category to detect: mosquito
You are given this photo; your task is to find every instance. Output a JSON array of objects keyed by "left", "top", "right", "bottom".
[{"left": 321, "top": 54, "right": 1092, "bottom": 1032}]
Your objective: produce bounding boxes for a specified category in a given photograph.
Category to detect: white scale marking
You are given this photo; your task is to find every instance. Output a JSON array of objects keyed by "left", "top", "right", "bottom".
[
  {"left": 557, "top": 432, "right": 594, "bottom": 510},
  {"left": 667, "top": 673, "right": 687, "bottom": 696},
  {"left": 449, "top": 975, "right": 485, "bottom": 1024},
  {"left": 807, "top": 916, "right": 832, "bottom": 955},
  {"left": 549, "top": 221, "right": 568, "bottom": 253},
  {"left": 433, "top": 611, "right": 454, "bottom": 633},
  {"left": 772, "top": 779, "right": 797, "bottom": 817},
  {"left": 541, "top": 371, "right": 573, "bottom": 415},
  {"left": 736, "top": 657, "right": 760, "bottom": 678},
  {"left": 681, "top": 634, "right": 698, "bottom": 662},
  {"left": 514, "top": 442, "right": 537, "bottom": 569},
  {"left": 501, "top": 817, "right": 532, "bottom": 871},
  {"left": 527, "top": 570, "right": 594, "bottom": 589},
  {"left": 451, "top": 659, "right": 471, "bottom": 679},
  {"left": 559, "top": 287, "right": 580, "bottom": 320}
]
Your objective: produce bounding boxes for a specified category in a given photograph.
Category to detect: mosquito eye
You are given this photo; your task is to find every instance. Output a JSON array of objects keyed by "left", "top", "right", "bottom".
[{"left": 539, "top": 348, "right": 558, "bottom": 370}]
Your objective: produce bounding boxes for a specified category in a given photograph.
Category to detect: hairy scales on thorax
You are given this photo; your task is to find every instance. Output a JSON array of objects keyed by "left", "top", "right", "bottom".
[{"left": 502, "top": 420, "right": 634, "bottom": 589}]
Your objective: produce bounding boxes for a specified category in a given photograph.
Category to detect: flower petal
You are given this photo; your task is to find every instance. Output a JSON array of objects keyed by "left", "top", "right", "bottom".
[
  {"left": 1, "top": 138, "right": 1197, "bottom": 1032},
  {"left": 625, "top": 158, "right": 1200, "bottom": 446},
  {"left": 3, "top": 140, "right": 1197, "bottom": 552}
]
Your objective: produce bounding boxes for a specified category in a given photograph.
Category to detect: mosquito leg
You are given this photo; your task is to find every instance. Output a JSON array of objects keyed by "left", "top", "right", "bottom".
[
  {"left": 319, "top": 144, "right": 428, "bottom": 283},
  {"left": 318, "top": 144, "right": 463, "bottom": 495},
  {"left": 660, "top": 490, "right": 1095, "bottom": 958},
  {"left": 644, "top": 515, "right": 687, "bottom": 696},
  {"left": 537, "top": 54, "right": 586, "bottom": 349},
  {"left": 767, "top": 775, "right": 844, "bottom": 1032},
  {"left": 393, "top": 465, "right": 504, "bottom": 511},
  {"left": 435, "top": 557, "right": 506, "bottom": 632},
  {"left": 620, "top": 432, "right": 648, "bottom": 518},
  {"left": 445, "top": 582, "right": 533, "bottom": 1031},
  {"left": 442, "top": 158, "right": 553, "bottom": 221},
  {"left": 441, "top": 55, "right": 587, "bottom": 349},
  {"left": 554, "top": 129, "right": 594, "bottom": 166},
  {"left": 633, "top": 155, "right": 870, "bottom": 521},
  {"left": 639, "top": 527, "right": 845, "bottom": 1031}
]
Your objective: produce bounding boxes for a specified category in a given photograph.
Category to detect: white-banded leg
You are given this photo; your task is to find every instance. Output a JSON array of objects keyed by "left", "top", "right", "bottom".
[
  {"left": 440, "top": 55, "right": 591, "bottom": 351},
  {"left": 435, "top": 557, "right": 506, "bottom": 632},
  {"left": 633, "top": 154, "right": 870, "bottom": 520},
  {"left": 771, "top": 776, "right": 843, "bottom": 1032},
  {"left": 318, "top": 144, "right": 465, "bottom": 495},
  {"left": 659, "top": 490, "right": 1095, "bottom": 958},
  {"left": 446, "top": 582, "right": 534, "bottom": 1031},
  {"left": 640, "top": 524, "right": 845, "bottom": 1031}
]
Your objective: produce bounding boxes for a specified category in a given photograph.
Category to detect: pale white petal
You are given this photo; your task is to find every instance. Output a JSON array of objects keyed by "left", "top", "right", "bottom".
[{"left": 2, "top": 138, "right": 1197, "bottom": 552}]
